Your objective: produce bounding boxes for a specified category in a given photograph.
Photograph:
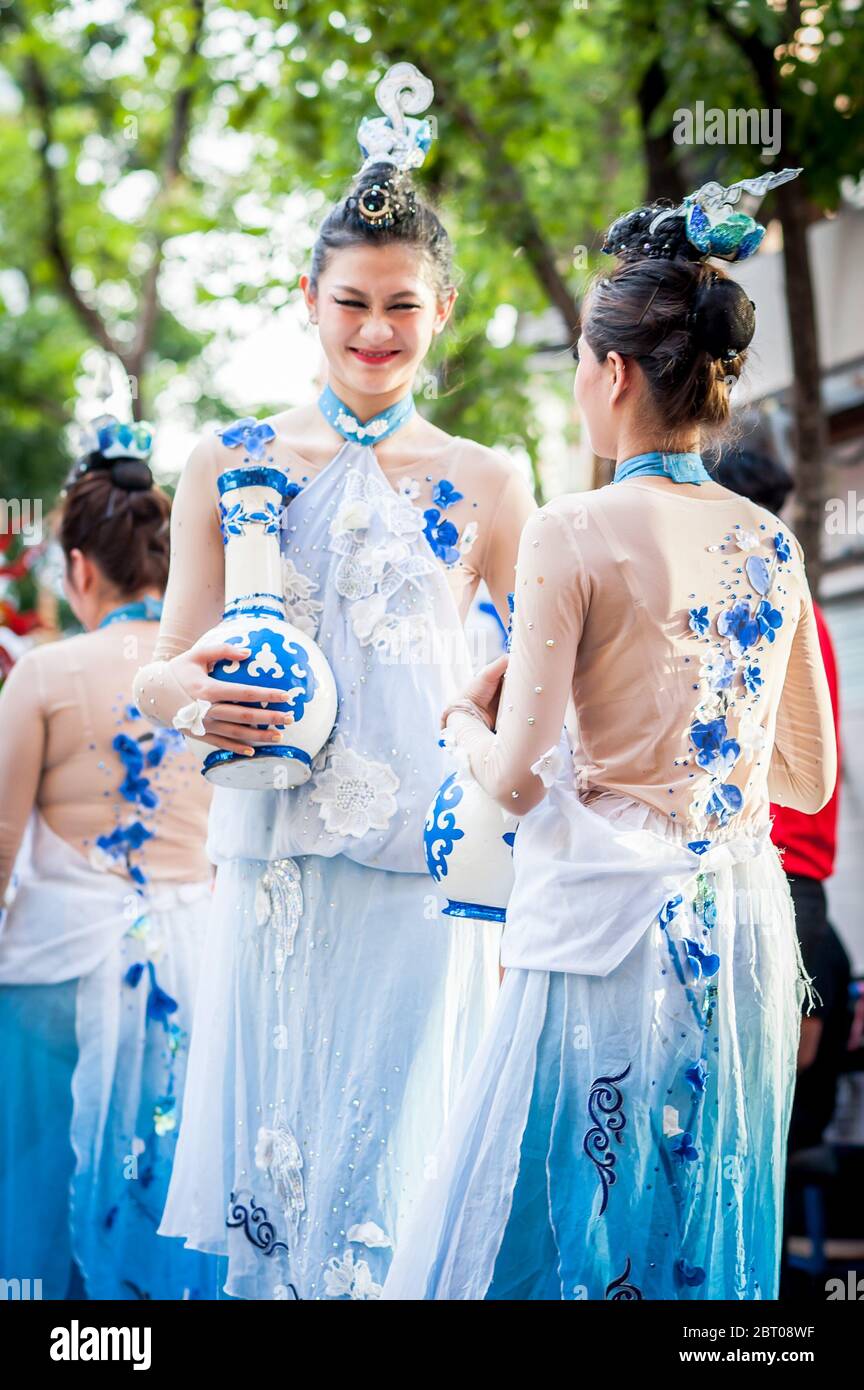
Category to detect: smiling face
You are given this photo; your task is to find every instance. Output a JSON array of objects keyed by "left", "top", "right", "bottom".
[{"left": 301, "top": 243, "right": 455, "bottom": 407}]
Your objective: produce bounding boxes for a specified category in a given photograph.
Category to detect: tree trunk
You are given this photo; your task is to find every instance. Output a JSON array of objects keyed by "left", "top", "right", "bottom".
[
  {"left": 636, "top": 58, "right": 687, "bottom": 206},
  {"left": 775, "top": 178, "right": 826, "bottom": 593}
]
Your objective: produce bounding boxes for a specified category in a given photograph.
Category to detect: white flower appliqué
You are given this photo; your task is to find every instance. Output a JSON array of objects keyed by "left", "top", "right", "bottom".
[
  {"left": 458, "top": 520, "right": 479, "bottom": 558},
  {"left": 309, "top": 734, "right": 400, "bottom": 839},
  {"left": 281, "top": 555, "right": 324, "bottom": 638},
  {"left": 254, "top": 1107, "right": 306, "bottom": 1230},
  {"left": 323, "top": 1247, "right": 382, "bottom": 1300},
  {"left": 346, "top": 1221, "right": 393, "bottom": 1249},
  {"left": 254, "top": 857, "right": 303, "bottom": 990},
  {"left": 172, "top": 698, "right": 212, "bottom": 737},
  {"left": 530, "top": 743, "right": 566, "bottom": 788},
  {"left": 328, "top": 468, "right": 436, "bottom": 657}
]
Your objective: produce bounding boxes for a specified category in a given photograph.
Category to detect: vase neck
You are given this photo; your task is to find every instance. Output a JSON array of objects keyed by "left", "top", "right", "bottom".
[{"left": 218, "top": 467, "right": 287, "bottom": 619}]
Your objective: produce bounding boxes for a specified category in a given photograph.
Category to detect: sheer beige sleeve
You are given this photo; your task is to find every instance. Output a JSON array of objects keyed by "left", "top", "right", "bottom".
[
  {"left": 447, "top": 504, "right": 587, "bottom": 815},
  {"left": 0, "top": 650, "right": 47, "bottom": 902},
  {"left": 768, "top": 548, "right": 837, "bottom": 813},
  {"left": 131, "top": 433, "right": 225, "bottom": 727},
  {"left": 475, "top": 467, "right": 538, "bottom": 626}
]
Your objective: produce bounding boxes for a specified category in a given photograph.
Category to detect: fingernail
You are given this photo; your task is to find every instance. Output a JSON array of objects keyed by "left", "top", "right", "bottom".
[{"left": 244, "top": 747, "right": 255, "bottom": 756}]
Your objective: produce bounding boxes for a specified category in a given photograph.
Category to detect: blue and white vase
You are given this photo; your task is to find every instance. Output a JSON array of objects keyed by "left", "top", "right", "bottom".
[
  {"left": 198, "top": 465, "right": 337, "bottom": 788},
  {"left": 423, "top": 771, "right": 518, "bottom": 923}
]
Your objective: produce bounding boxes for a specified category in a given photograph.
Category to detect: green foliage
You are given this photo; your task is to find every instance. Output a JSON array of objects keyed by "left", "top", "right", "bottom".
[{"left": 1, "top": 0, "right": 861, "bottom": 511}]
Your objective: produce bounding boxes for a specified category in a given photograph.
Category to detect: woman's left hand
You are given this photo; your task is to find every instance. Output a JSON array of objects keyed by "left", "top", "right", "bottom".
[{"left": 443, "top": 653, "right": 509, "bottom": 730}]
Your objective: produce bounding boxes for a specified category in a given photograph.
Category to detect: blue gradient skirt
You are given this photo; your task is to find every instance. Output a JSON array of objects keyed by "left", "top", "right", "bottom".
[
  {"left": 0, "top": 886, "right": 220, "bottom": 1301},
  {"left": 383, "top": 843, "right": 809, "bottom": 1300}
]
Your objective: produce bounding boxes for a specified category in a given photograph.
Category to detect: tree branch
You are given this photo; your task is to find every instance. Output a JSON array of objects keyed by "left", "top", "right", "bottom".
[
  {"left": 420, "top": 64, "right": 582, "bottom": 341},
  {"left": 22, "top": 49, "right": 123, "bottom": 362},
  {"left": 130, "top": 0, "right": 206, "bottom": 380}
]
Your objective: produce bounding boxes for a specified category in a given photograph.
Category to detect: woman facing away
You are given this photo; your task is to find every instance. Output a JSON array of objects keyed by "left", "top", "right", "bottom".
[
  {"left": 131, "top": 67, "right": 536, "bottom": 1300},
  {"left": 0, "top": 419, "right": 218, "bottom": 1300},
  {"left": 382, "top": 174, "right": 837, "bottom": 1302}
]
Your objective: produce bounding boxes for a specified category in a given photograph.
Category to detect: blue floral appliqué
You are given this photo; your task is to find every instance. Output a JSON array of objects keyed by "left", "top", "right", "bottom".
[
  {"left": 124, "top": 959, "right": 179, "bottom": 1024},
  {"left": 671, "top": 1130, "right": 700, "bottom": 1165},
  {"left": 675, "top": 1257, "right": 706, "bottom": 1288},
  {"left": 689, "top": 718, "right": 740, "bottom": 777},
  {"left": 742, "top": 662, "right": 763, "bottom": 695},
  {"left": 433, "top": 479, "right": 463, "bottom": 509},
  {"left": 683, "top": 938, "right": 720, "bottom": 979},
  {"left": 685, "top": 1059, "right": 708, "bottom": 1093},
  {"left": 217, "top": 418, "right": 276, "bottom": 461},
  {"left": 755, "top": 599, "right": 783, "bottom": 643},
  {"left": 96, "top": 820, "right": 154, "bottom": 884},
  {"left": 703, "top": 783, "right": 743, "bottom": 826},
  {"left": 688, "top": 605, "right": 709, "bottom": 636},
  {"left": 659, "top": 895, "right": 683, "bottom": 927},
  {"left": 111, "top": 727, "right": 182, "bottom": 808},
  {"left": 716, "top": 601, "right": 760, "bottom": 656},
  {"left": 422, "top": 476, "right": 466, "bottom": 567}
]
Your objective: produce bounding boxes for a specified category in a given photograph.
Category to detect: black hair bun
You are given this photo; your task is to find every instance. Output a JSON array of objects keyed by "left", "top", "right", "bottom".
[
  {"left": 689, "top": 275, "right": 756, "bottom": 360},
  {"left": 602, "top": 202, "right": 702, "bottom": 263},
  {"left": 345, "top": 162, "right": 417, "bottom": 230},
  {"left": 109, "top": 458, "right": 153, "bottom": 491}
]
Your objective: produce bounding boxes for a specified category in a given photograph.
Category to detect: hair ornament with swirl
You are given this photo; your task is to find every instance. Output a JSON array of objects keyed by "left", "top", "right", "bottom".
[
  {"left": 357, "top": 62, "right": 435, "bottom": 174},
  {"left": 346, "top": 62, "right": 435, "bottom": 231},
  {"left": 604, "top": 167, "right": 802, "bottom": 264}
]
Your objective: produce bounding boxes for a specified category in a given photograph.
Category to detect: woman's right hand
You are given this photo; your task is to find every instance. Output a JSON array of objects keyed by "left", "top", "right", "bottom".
[{"left": 168, "top": 638, "right": 294, "bottom": 757}]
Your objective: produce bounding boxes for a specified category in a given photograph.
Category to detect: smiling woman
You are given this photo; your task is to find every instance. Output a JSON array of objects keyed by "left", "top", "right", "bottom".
[
  {"left": 299, "top": 152, "right": 457, "bottom": 415},
  {"left": 131, "top": 62, "right": 536, "bottom": 1301}
]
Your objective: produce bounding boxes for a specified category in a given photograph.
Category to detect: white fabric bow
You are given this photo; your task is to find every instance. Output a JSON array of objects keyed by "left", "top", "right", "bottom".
[{"left": 172, "top": 698, "right": 212, "bottom": 737}]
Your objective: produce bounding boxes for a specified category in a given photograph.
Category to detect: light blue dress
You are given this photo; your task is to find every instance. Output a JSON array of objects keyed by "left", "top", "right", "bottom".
[{"left": 159, "top": 422, "right": 503, "bottom": 1299}]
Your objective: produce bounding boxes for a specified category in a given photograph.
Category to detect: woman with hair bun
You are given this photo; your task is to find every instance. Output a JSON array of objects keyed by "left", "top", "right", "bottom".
[
  {"left": 0, "top": 417, "right": 218, "bottom": 1299},
  {"left": 383, "top": 171, "right": 838, "bottom": 1301},
  {"left": 133, "top": 65, "right": 535, "bottom": 1300}
]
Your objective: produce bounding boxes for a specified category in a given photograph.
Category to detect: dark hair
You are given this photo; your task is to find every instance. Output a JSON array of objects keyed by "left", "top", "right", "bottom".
[
  {"left": 712, "top": 447, "right": 793, "bottom": 516},
  {"left": 308, "top": 162, "right": 455, "bottom": 299},
  {"left": 58, "top": 458, "right": 171, "bottom": 595},
  {"left": 583, "top": 200, "right": 757, "bottom": 439}
]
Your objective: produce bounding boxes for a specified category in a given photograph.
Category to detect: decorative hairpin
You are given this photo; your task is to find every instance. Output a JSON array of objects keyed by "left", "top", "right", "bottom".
[
  {"left": 347, "top": 177, "right": 417, "bottom": 229},
  {"left": 648, "top": 168, "right": 802, "bottom": 261},
  {"left": 77, "top": 414, "right": 153, "bottom": 462},
  {"left": 68, "top": 413, "right": 154, "bottom": 483},
  {"left": 356, "top": 62, "right": 435, "bottom": 174}
]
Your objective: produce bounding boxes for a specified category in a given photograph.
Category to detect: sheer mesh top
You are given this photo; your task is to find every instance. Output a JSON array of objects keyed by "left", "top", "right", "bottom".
[
  {"left": 448, "top": 477, "right": 837, "bottom": 841},
  {"left": 132, "top": 415, "right": 537, "bottom": 727},
  {"left": 0, "top": 621, "right": 212, "bottom": 901}
]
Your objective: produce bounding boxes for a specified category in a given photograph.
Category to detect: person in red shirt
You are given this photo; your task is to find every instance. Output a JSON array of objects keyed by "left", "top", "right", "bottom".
[{"left": 714, "top": 448, "right": 851, "bottom": 1153}]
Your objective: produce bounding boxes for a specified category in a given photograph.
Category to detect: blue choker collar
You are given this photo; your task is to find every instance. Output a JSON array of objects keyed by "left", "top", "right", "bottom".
[
  {"left": 613, "top": 451, "right": 712, "bottom": 485},
  {"left": 98, "top": 596, "right": 164, "bottom": 629},
  {"left": 318, "top": 384, "right": 415, "bottom": 446}
]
